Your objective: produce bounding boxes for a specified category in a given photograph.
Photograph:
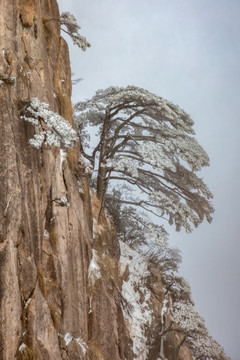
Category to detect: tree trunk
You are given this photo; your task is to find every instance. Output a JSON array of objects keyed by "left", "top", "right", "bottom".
[{"left": 96, "top": 109, "right": 110, "bottom": 215}]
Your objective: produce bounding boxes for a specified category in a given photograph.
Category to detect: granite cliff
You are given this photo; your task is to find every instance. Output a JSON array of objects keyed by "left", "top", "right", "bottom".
[{"left": 0, "top": 1, "right": 194, "bottom": 359}]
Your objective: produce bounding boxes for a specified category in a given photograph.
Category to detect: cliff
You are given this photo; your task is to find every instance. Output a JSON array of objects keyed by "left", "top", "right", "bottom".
[{"left": 0, "top": 1, "right": 193, "bottom": 359}]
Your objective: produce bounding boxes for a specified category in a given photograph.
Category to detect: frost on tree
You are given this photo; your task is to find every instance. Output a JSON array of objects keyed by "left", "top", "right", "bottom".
[
  {"left": 75, "top": 86, "right": 214, "bottom": 230},
  {"left": 105, "top": 189, "right": 168, "bottom": 246},
  {"left": 187, "top": 334, "right": 230, "bottom": 360},
  {"left": 162, "top": 273, "right": 194, "bottom": 305},
  {"left": 158, "top": 281, "right": 230, "bottom": 360},
  {"left": 156, "top": 262, "right": 230, "bottom": 360},
  {"left": 21, "top": 98, "right": 78, "bottom": 149},
  {"left": 60, "top": 12, "right": 91, "bottom": 51}
]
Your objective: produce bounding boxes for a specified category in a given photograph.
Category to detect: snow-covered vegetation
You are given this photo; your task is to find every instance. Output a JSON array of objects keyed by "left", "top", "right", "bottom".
[
  {"left": 74, "top": 84, "right": 229, "bottom": 358},
  {"left": 106, "top": 192, "right": 227, "bottom": 358},
  {"left": 0, "top": 71, "right": 16, "bottom": 84},
  {"left": 119, "top": 238, "right": 230, "bottom": 360},
  {"left": 21, "top": 97, "right": 78, "bottom": 149},
  {"left": 60, "top": 12, "right": 91, "bottom": 51},
  {"left": 75, "top": 85, "right": 214, "bottom": 232}
]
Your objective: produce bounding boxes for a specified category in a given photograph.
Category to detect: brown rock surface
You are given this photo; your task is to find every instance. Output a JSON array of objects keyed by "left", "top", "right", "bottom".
[
  {"left": 0, "top": 1, "right": 131, "bottom": 359},
  {"left": 0, "top": 1, "right": 194, "bottom": 359}
]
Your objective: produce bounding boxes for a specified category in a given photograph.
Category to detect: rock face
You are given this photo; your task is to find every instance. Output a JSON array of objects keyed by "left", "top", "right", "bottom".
[{"left": 0, "top": 1, "right": 193, "bottom": 359}]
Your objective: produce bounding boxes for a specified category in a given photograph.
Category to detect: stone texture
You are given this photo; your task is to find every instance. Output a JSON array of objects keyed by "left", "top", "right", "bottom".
[
  {"left": 0, "top": 1, "right": 130, "bottom": 359},
  {"left": 19, "top": 0, "right": 36, "bottom": 27},
  {"left": 0, "top": 0, "right": 91, "bottom": 358},
  {"left": 0, "top": 1, "right": 194, "bottom": 359}
]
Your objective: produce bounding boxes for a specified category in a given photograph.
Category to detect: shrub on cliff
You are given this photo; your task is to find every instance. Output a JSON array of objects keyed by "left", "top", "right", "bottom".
[
  {"left": 21, "top": 98, "right": 78, "bottom": 149},
  {"left": 60, "top": 12, "right": 91, "bottom": 51}
]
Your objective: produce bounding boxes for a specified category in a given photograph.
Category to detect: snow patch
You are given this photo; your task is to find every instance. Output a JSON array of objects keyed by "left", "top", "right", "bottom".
[
  {"left": 60, "top": 196, "right": 70, "bottom": 208},
  {"left": 19, "top": 343, "right": 27, "bottom": 352},
  {"left": 64, "top": 333, "right": 88, "bottom": 353},
  {"left": 161, "top": 298, "right": 168, "bottom": 324},
  {"left": 119, "top": 241, "right": 152, "bottom": 359},
  {"left": 77, "top": 180, "right": 84, "bottom": 194},
  {"left": 89, "top": 295, "right": 93, "bottom": 314},
  {"left": 64, "top": 332, "right": 73, "bottom": 346},
  {"left": 44, "top": 229, "right": 50, "bottom": 238},
  {"left": 60, "top": 149, "right": 66, "bottom": 170},
  {"left": 75, "top": 337, "right": 88, "bottom": 354},
  {"left": 24, "top": 298, "right": 32, "bottom": 309},
  {"left": 88, "top": 249, "right": 101, "bottom": 285}
]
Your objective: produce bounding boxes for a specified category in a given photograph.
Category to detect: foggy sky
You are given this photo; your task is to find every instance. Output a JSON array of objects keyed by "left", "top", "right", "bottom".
[{"left": 58, "top": 1, "right": 240, "bottom": 358}]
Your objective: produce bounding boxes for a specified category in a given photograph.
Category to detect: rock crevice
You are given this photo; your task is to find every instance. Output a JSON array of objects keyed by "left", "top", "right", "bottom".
[{"left": 0, "top": 1, "right": 194, "bottom": 359}]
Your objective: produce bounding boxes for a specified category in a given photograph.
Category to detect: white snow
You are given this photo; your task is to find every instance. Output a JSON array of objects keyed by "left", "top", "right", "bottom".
[
  {"left": 24, "top": 298, "right": 32, "bottom": 309},
  {"left": 89, "top": 295, "right": 93, "bottom": 314},
  {"left": 161, "top": 298, "right": 168, "bottom": 324},
  {"left": 119, "top": 241, "right": 152, "bottom": 360},
  {"left": 88, "top": 249, "right": 101, "bottom": 285},
  {"left": 21, "top": 97, "right": 78, "bottom": 149},
  {"left": 64, "top": 332, "right": 73, "bottom": 346},
  {"left": 60, "top": 12, "right": 91, "bottom": 51},
  {"left": 77, "top": 180, "right": 84, "bottom": 194},
  {"left": 60, "top": 149, "right": 66, "bottom": 170},
  {"left": 44, "top": 229, "right": 50, "bottom": 238},
  {"left": 60, "top": 196, "right": 70, "bottom": 207},
  {"left": 64, "top": 333, "right": 88, "bottom": 353},
  {"left": 75, "top": 337, "right": 88, "bottom": 354},
  {"left": 19, "top": 343, "right": 27, "bottom": 352}
]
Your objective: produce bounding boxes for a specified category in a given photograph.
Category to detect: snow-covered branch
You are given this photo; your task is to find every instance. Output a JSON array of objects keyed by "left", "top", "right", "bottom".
[
  {"left": 21, "top": 98, "right": 78, "bottom": 149},
  {"left": 188, "top": 334, "right": 230, "bottom": 360},
  {"left": 75, "top": 85, "right": 214, "bottom": 230},
  {"left": 60, "top": 12, "right": 91, "bottom": 51}
]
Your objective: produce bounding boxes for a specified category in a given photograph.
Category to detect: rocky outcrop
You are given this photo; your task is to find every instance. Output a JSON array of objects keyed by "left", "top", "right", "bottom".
[
  {"left": 0, "top": 1, "right": 193, "bottom": 359},
  {"left": 0, "top": 1, "right": 127, "bottom": 359}
]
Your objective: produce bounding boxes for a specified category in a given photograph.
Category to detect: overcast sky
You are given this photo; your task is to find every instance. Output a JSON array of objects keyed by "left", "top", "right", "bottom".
[{"left": 58, "top": 1, "right": 240, "bottom": 358}]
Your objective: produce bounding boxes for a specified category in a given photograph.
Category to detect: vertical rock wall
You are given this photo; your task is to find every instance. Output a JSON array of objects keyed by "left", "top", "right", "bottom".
[
  {"left": 0, "top": 1, "right": 194, "bottom": 360},
  {"left": 0, "top": 0, "right": 89, "bottom": 358},
  {"left": 0, "top": 1, "right": 130, "bottom": 359}
]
